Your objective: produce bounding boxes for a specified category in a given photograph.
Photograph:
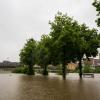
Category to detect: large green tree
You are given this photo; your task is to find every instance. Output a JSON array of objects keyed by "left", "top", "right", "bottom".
[
  {"left": 49, "top": 12, "right": 78, "bottom": 79},
  {"left": 36, "top": 35, "right": 51, "bottom": 75},
  {"left": 19, "top": 38, "right": 36, "bottom": 75},
  {"left": 75, "top": 24, "right": 99, "bottom": 78},
  {"left": 49, "top": 12, "right": 99, "bottom": 79}
]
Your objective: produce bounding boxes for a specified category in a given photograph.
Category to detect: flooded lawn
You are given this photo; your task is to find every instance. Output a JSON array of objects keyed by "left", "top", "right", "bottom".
[{"left": 0, "top": 73, "right": 100, "bottom": 100}]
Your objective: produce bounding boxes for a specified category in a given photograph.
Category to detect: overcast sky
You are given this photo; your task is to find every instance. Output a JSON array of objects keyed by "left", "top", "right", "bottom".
[{"left": 0, "top": 0, "right": 99, "bottom": 62}]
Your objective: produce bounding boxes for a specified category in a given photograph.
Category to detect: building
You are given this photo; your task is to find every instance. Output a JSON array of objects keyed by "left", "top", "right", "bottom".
[
  {"left": 67, "top": 62, "right": 78, "bottom": 70},
  {"left": 84, "top": 58, "right": 100, "bottom": 67},
  {"left": 0, "top": 61, "right": 20, "bottom": 68}
]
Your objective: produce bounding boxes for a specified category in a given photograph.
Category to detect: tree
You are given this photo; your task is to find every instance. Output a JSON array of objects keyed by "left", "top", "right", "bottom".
[
  {"left": 49, "top": 12, "right": 100, "bottom": 79},
  {"left": 36, "top": 35, "right": 51, "bottom": 75},
  {"left": 93, "top": 0, "right": 100, "bottom": 27},
  {"left": 49, "top": 12, "right": 78, "bottom": 79},
  {"left": 19, "top": 38, "right": 36, "bottom": 75},
  {"left": 75, "top": 24, "right": 99, "bottom": 78}
]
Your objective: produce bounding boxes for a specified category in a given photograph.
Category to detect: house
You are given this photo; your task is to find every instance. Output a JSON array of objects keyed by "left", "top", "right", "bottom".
[
  {"left": 67, "top": 62, "right": 78, "bottom": 70},
  {"left": 83, "top": 58, "right": 100, "bottom": 67}
]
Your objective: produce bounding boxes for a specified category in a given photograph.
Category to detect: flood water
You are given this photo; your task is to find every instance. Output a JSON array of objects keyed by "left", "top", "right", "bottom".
[{"left": 0, "top": 73, "right": 100, "bottom": 100}]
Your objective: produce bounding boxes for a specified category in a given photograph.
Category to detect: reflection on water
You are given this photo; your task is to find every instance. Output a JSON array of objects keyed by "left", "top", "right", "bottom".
[{"left": 0, "top": 73, "right": 100, "bottom": 100}]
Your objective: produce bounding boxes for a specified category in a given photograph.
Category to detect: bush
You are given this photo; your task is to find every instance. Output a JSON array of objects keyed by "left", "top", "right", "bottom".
[
  {"left": 95, "top": 67, "right": 100, "bottom": 73},
  {"left": 56, "top": 70, "right": 63, "bottom": 75},
  {"left": 12, "top": 66, "right": 28, "bottom": 74},
  {"left": 70, "top": 67, "right": 79, "bottom": 73},
  {"left": 83, "top": 65, "right": 94, "bottom": 73},
  {"left": 56, "top": 64, "right": 63, "bottom": 75}
]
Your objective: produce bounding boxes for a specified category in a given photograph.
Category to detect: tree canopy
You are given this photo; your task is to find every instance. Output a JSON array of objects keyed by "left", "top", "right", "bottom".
[
  {"left": 19, "top": 38, "right": 36, "bottom": 75},
  {"left": 19, "top": 12, "right": 100, "bottom": 79},
  {"left": 36, "top": 35, "right": 51, "bottom": 75},
  {"left": 93, "top": 0, "right": 100, "bottom": 27},
  {"left": 49, "top": 12, "right": 99, "bottom": 78}
]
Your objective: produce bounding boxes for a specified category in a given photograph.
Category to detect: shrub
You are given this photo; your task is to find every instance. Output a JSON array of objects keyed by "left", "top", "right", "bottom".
[
  {"left": 56, "top": 64, "right": 63, "bottom": 75},
  {"left": 12, "top": 66, "right": 28, "bottom": 74},
  {"left": 83, "top": 65, "right": 94, "bottom": 73},
  {"left": 95, "top": 67, "right": 100, "bottom": 73},
  {"left": 56, "top": 70, "right": 63, "bottom": 75}
]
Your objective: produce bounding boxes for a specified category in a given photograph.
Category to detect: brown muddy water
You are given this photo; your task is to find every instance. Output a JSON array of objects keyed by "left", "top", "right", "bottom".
[{"left": 0, "top": 73, "right": 100, "bottom": 100}]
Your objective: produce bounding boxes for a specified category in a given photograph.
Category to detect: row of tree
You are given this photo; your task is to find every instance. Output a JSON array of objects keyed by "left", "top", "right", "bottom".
[{"left": 19, "top": 1, "right": 100, "bottom": 79}]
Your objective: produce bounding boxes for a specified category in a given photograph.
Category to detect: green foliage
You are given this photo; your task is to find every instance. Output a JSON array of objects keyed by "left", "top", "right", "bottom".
[
  {"left": 49, "top": 12, "right": 80, "bottom": 78},
  {"left": 19, "top": 38, "right": 36, "bottom": 75},
  {"left": 49, "top": 12, "right": 99, "bottom": 78},
  {"left": 18, "top": 11, "right": 100, "bottom": 78},
  {"left": 12, "top": 66, "right": 28, "bottom": 74},
  {"left": 77, "top": 24, "right": 99, "bottom": 78},
  {"left": 56, "top": 64, "right": 63, "bottom": 75},
  {"left": 95, "top": 67, "right": 100, "bottom": 73},
  {"left": 83, "top": 66, "right": 94, "bottom": 73},
  {"left": 36, "top": 35, "right": 51, "bottom": 75},
  {"left": 93, "top": 0, "right": 100, "bottom": 27},
  {"left": 19, "top": 38, "right": 36, "bottom": 65},
  {"left": 57, "top": 70, "right": 63, "bottom": 75},
  {"left": 49, "top": 12, "right": 78, "bottom": 63}
]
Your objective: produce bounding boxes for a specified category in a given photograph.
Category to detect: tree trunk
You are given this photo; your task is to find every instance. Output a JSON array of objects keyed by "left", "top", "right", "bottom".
[
  {"left": 43, "top": 65, "right": 48, "bottom": 75},
  {"left": 62, "top": 45, "right": 66, "bottom": 80},
  {"left": 79, "top": 58, "right": 82, "bottom": 79},
  {"left": 62, "top": 61, "right": 66, "bottom": 79},
  {"left": 28, "top": 65, "right": 34, "bottom": 75}
]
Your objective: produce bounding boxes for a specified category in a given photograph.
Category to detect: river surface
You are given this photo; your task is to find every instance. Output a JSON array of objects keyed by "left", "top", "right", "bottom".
[{"left": 0, "top": 73, "right": 100, "bottom": 100}]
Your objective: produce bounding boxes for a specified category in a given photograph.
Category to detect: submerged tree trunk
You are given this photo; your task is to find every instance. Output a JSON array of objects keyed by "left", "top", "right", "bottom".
[
  {"left": 28, "top": 65, "right": 34, "bottom": 75},
  {"left": 79, "top": 58, "right": 82, "bottom": 79},
  {"left": 43, "top": 65, "right": 48, "bottom": 75},
  {"left": 62, "top": 45, "right": 66, "bottom": 80},
  {"left": 62, "top": 61, "right": 66, "bottom": 80}
]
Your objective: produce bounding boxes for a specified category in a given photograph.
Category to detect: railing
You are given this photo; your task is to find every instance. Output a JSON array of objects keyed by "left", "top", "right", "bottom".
[{"left": 83, "top": 73, "right": 94, "bottom": 78}]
